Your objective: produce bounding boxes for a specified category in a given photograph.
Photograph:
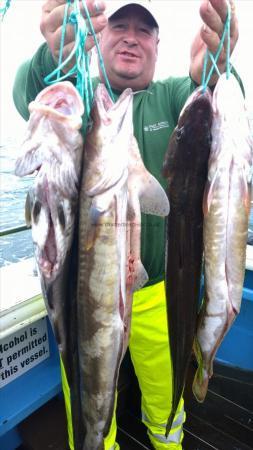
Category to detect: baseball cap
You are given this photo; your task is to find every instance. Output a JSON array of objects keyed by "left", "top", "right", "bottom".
[{"left": 106, "top": 1, "right": 159, "bottom": 28}]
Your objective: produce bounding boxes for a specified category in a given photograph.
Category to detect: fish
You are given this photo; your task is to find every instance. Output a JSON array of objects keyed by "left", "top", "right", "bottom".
[
  {"left": 76, "top": 83, "right": 170, "bottom": 450},
  {"left": 162, "top": 86, "right": 213, "bottom": 434},
  {"left": 14, "top": 81, "right": 84, "bottom": 376},
  {"left": 193, "top": 73, "right": 253, "bottom": 403}
]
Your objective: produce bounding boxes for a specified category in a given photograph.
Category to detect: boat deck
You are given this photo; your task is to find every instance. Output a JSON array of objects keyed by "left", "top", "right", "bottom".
[{"left": 17, "top": 354, "right": 253, "bottom": 450}]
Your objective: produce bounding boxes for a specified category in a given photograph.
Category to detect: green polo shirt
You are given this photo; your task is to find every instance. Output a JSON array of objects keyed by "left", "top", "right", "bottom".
[{"left": 11, "top": 43, "right": 213, "bottom": 286}]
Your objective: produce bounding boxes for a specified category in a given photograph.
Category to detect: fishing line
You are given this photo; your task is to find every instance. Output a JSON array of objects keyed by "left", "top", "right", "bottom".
[
  {"left": 80, "top": 0, "right": 114, "bottom": 101},
  {"left": 201, "top": 1, "right": 231, "bottom": 91},
  {"left": 44, "top": 0, "right": 92, "bottom": 115},
  {"left": 57, "top": 0, "right": 72, "bottom": 81},
  {"left": 44, "top": 0, "right": 115, "bottom": 118},
  {"left": 0, "top": 0, "right": 11, "bottom": 20}
]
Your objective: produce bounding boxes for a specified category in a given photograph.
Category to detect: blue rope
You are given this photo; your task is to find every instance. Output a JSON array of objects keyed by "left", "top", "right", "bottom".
[
  {"left": 44, "top": 0, "right": 114, "bottom": 117},
  {"left": 80, "top": 0, "right": 114, "bottom": 101},
  {"left": 226, "top": 4, "right": 231, "bottom": 79},
  {"left": 0, "top": 0, "right": 11, "bottom": 20},
  {"left": 202, "top": 2, "right": 231, "bottom": 91},
  {"left": 57, "top": 0, "right": 72, "bottom": 80}
]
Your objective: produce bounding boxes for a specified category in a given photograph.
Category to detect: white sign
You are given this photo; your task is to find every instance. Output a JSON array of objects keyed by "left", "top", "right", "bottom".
[{"left": 0, "top": 317, "right": 50, "bottom": 388}]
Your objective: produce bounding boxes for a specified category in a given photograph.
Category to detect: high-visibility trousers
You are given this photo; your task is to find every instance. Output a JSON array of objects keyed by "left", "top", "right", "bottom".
[{"left": 61, "top": 280, "right": 185, "bottom": 450}]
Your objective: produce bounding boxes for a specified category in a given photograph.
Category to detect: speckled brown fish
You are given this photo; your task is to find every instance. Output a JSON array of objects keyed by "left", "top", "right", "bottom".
[
  {"left": 162, "top": 86, "right": 213, "bottom": 435},
  {"left": 77, "top": 84, "right": 169, "bottom": 450},
  {"left": 15, "top": 81, "right": 84, "bottom": 377}
]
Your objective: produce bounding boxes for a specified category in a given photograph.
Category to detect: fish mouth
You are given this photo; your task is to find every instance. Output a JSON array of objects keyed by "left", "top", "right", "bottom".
[
  {"left": 34, "top": 81, "right": 84, "bottom": 116},
  {"left": 39, "top": 219, "right": 59, "bottom": 279},
  {"left": 52, "top": 98, "right": 73, "bottom": 115}
]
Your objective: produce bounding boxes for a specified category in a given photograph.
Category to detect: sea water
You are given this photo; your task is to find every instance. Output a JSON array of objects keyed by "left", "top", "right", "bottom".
[{"left": 0, "top": 139, "right": 34, "bottom": 267}]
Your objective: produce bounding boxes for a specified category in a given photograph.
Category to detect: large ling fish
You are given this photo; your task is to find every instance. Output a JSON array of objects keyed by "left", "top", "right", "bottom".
[
  {"left": 162, "top": 86, "right": 213, "bottom": 434},
  {"left": 193, "top": 73, "right": 253, "bottom": 403},
  {"left": 76, "top": 83, "right": 170, "bottom": 450},
  {"left": 15, "top": 81, "right": 84, "bottom": 376}
]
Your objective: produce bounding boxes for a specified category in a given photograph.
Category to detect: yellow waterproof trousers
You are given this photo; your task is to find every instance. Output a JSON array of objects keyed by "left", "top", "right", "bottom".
[{"left": 61, "top": 281, "right": 185, "bottom": 450}]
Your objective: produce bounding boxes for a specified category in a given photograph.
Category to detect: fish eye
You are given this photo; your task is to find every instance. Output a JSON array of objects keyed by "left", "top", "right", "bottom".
[
  {"left": 33, "top": 201, "right": 41, "bottom": 223},
  {"left": 57, "top": 204, "right": 66, "bottom": 230}
]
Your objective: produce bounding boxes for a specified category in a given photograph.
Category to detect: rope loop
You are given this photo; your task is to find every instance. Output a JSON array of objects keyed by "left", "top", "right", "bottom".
[
  {"left": 44, "top": 0, "right": 114, "bottom": 119},
  {"left": 202, "top": 1, "right": 231, "bottom": 91}
]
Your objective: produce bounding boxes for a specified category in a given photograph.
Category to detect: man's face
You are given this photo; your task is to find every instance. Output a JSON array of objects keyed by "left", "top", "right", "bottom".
[{"left": 98, "top": 6, "right": 159, "bottom": 91}]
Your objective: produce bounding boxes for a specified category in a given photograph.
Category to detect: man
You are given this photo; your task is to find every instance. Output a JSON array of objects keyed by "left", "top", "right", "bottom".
[{"left": 13, "top": 1, "right": 239, "bottom": 449}]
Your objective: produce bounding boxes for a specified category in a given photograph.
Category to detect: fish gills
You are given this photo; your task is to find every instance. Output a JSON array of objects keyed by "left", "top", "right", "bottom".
[
  {"left": 162, "top": 87, "right": 213, "bottom": 434},
  {"left": 193, "top": 73, "right": 253, "bottom": 403}
]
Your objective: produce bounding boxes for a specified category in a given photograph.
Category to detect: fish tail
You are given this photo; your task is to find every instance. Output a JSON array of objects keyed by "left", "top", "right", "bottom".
[
  {"left": 82, "top": 436, "right": 104, "bottom": 450},
  {"left": 192, "top": 366, "right": 209, "bottom": 403},
  {"left": 192, "top": 338, "right": 208, "bottom": 403}
]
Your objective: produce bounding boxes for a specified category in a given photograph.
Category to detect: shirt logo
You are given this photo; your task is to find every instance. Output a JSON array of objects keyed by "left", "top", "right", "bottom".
[{"left": 144, "top": 121, "right": 169, "bottom": 132}]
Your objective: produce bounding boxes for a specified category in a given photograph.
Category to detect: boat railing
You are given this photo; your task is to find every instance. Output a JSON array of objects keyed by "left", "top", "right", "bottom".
[{"left": 0, "top": 224, "right": 30, "bottom": 237}]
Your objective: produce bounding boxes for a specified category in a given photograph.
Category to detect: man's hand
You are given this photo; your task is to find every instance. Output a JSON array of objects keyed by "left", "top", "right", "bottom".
[
  {"left": 40, "top": 0, "right": 107, "bottom": 64},
  {"left": 190, "top": 0, "right": 239, "bottom": 86}
]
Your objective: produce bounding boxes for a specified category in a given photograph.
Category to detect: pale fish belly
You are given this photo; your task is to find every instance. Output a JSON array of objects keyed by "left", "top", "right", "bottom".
[{"left": 193, "top": 165, "right": 231, "bottom": 400}]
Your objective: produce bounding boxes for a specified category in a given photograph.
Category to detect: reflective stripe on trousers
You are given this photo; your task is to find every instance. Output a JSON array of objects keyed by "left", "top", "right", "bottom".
[
  {"left": 60, "top": 280, "right": 184, "bottom": 450},
  {"left": 143, "top": 406, "right": 185, "bottom": 448}
]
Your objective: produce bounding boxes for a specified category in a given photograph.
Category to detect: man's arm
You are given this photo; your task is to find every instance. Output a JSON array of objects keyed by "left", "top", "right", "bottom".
[{"left": 190, "top": 0, "right": 239, "bottom": 86}]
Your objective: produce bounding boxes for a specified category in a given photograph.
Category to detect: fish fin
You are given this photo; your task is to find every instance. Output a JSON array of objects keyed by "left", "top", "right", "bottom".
[
  {"left": 202, "top": 183, "right": 209, "bottom": 216},
  {"left": 15, "top": 142, "right": 42, "bottom": 176},
  {"left": 84, "top": 226, "right": 97, "bottom": 251},
  {"left": 129, "top": 260, "right": 149, "bottom": 291},
  {"left": 53, "top": 158, "right": 80, "bottom": 198},
  {"left": 192, "top": 337, "right": 208, "bottom": 403},
  {"left": 192, "top": 365, "right": 209, "bottom": 403},
  {"left": 239, "top": 168, "right": 251, "bottom": 214},
  {"left": 203, "top": 169, "right": 219, "bottom": 215},
  {"left": 139, "top": 173, "right": 170, "bottom": 216},
  {"left": 25, "top": 190, "right": 33, "bottom": 227},
  {"left": 84, "top": 206, "right": 104, "bottom": 250}
]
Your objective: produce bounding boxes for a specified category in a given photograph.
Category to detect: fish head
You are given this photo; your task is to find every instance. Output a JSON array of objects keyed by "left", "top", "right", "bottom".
[
  {"left": 29, "top": 81, "right": 84, "bottom": 129},
  {"left": 88, "top": 84, "right": 133, "bottom": 152},
  {"left": 15, "top": 81, "right": 84, "bottom": 199},
  {"left": 212, "top": 73, "right": 245, "bottom": 118},
  {"left": 26, "top": 175, "right": 76, "bottom": 282},
  {"left": 163, "top": 87, "right": 213, "bottom": 178},
  {"left": 177, "top": 87, "right": 213, "bottom": 148},
  {"left": 84, "top": 84, "right": 133, "bottom": 195}
]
